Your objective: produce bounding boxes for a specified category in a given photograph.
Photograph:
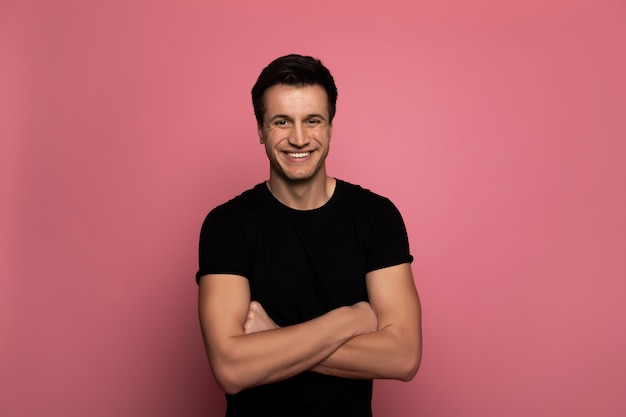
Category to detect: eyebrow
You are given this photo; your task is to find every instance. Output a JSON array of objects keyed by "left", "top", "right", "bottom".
[{"left": 269, "top": 113, "right": 327, "bottom": 122}]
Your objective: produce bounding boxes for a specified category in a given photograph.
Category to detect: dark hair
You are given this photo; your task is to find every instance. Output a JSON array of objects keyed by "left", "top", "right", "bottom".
[{"left": 251, "top": 54, "right": 338, "bottom": 127}]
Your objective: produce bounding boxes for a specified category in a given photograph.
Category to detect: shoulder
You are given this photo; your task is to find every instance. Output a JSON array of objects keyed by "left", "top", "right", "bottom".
[
  {"left": 201, "top": 183, "right": 267, "bottom": 232},
  {"left": 335, "top": 179, "right": 413, "bottom": 268},
  {"left": 336, "top": 179, "right": 396, "bottom": 212},
  {"left": 207, "top": 183, "right": 265, "bottom": 217},
  {"left": 335, "top": 179, "right": 408, "bottom": 231}
]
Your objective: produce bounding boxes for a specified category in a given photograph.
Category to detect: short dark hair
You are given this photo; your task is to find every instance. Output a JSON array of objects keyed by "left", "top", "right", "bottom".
[{"left": 251, "top": 54, "right": 338, "bottom": 127}]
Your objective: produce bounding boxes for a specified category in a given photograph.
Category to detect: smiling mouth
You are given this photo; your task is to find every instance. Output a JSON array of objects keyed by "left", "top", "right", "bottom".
[{"left": 286, "top": 152, "right": 311, "bottom": 158}]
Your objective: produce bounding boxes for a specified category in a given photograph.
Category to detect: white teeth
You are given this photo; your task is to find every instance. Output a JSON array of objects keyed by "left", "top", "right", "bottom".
[{"left": 287, "top": 152, "right": 310, "bottom": 158}]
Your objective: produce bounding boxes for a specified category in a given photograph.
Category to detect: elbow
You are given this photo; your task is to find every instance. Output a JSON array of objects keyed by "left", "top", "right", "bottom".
[
  {"left": 211, "top": 362, "right": 247, "bottom": 395},
  {"left": 398, "top": 354, "right": 421, "bottom": 382},
  {"left": 220, "top": 384, "right": 243, "bottom": 395},
  {"left": 395, "top": 343, "right": 422, "bottom": 382},
  {"left": 204, "top": 342, "right": 256, "bottom": 395},
  {"left": 218, "top": 380, "right": 244, "bottom": 396}
]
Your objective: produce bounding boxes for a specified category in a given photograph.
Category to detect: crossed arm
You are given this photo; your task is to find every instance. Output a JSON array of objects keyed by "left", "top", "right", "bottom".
[{"left": 198, "top": 263, "right": 422, "bottom": 394}]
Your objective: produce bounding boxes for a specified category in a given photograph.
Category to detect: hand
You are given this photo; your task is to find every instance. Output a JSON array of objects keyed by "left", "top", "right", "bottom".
[{"left": 244, "top": 301, "right": 280, "bottom": 334}]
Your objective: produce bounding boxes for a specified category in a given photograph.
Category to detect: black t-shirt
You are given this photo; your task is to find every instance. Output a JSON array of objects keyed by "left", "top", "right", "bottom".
[{"left": 197, "top": 179, "right": 413, "bottom": 417}]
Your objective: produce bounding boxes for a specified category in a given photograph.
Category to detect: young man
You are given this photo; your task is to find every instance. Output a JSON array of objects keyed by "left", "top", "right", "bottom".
[{"left": 197, "top": 54, "right": 422, "bottom": 417}]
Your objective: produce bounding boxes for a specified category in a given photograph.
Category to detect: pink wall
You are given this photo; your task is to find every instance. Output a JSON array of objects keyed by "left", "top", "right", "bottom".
[{"left": 2, "top": 1, "right": 625, "bottom": 416}]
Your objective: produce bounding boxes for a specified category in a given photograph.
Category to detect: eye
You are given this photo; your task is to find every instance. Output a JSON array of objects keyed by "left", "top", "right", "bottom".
[
  {"left": 273, "top": 120, "right": 288, "bottom": 126},
  {"left": 307, "top": 119, "right": 321, "bottom": 125}
]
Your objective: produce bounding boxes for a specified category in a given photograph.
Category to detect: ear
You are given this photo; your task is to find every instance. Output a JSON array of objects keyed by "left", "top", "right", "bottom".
[{"left": 258, "top": 126, "right": 264, "bottom": 144}]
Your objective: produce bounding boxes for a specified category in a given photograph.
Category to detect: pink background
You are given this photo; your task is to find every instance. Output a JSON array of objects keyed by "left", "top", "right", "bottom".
[{"left": 2, "top": 0, "right": 625, "bottom": 416}]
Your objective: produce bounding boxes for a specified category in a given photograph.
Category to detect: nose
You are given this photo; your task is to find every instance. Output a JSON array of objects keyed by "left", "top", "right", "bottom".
[{"left": 288, "top": 123, "right": 310, "bottom": 147}]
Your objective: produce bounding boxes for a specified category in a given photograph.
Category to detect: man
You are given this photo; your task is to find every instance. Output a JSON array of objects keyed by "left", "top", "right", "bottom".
[{"left": 197, "top": 54, "right": 422, "bottom": 417}]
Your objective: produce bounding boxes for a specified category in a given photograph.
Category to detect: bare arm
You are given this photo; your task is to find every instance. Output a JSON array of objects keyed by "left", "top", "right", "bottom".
[
  {"left": 244, "top": 263, "right": 422, "bottom": 381},
  {"left": 197, "top": 273, "right": 377, "bottom": 394},
  {"left": 311, "top": 263, "right": 422, "bottom": 380}
]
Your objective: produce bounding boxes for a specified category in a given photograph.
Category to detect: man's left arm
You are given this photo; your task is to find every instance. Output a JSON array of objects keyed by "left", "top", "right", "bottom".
[
  {"left": 310, "top": 262, "right": 422, "bottom": 380},
  {"left": 245, "top": 262, "right": 422, "bottom": 380}
]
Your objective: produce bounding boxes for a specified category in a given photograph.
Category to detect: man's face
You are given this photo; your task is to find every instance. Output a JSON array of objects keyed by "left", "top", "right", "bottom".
[{"left": 259, "top": 84, "right": 333, "bottom": 184}]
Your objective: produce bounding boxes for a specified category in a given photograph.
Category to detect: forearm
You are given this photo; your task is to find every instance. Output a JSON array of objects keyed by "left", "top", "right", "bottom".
[
  {"left": 311, "top": 323, "right": 422, "bottom": 381},
  {"left": 204, "top": 303, "right": 374, "bottom": 394},
  {"left": 312, "top": 263, "right": 423, "bottom": 381}
]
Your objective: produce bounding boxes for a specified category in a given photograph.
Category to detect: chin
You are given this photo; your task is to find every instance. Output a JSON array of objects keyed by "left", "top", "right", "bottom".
[{"left": 284, "top": 175, "right": 314, "bottom": 184}]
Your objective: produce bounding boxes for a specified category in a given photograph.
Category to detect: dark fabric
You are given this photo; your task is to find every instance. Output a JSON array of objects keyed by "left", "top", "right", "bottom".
[{"left": 197, "top": 179, "right": 413, "bottom": 417}]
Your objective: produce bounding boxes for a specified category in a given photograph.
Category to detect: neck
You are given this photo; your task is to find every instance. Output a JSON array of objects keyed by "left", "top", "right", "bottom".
[{"left": 267, "top": 173, "right": 336, "bottom": 211}]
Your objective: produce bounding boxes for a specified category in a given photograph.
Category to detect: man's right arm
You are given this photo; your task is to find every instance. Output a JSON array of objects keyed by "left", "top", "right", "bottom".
[{"left": 197, "top": 273, "right": 377, "bottom": 395}]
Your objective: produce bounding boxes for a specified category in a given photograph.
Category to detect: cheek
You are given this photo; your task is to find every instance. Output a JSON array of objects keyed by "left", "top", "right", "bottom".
[
  {"left": 314, "top": 128, "right": 332, "bottom": 142},
  {"left": 261, "top": 129, "right": 278, "bottom": 144},
  {"left": 263, "top": 131, "right": 286, "bottom": 152}
]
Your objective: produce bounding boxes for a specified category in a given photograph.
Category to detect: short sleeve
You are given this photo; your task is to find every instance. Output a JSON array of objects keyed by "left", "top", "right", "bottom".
[
  {"left": 196, "top": 204, "right": 251, "bottom": 284},
  {"left": 364, "top": 198, "right": 413, "bottom": 273}
]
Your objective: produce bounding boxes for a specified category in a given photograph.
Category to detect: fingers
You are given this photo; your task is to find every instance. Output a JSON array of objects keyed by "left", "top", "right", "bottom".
[
  {"left": 244, "top": 306, "right": 256, "bottom": 333},
  {"left": 248, "top": 300, "right": 264, "bottom": 314},
  {"left": 244, "top": 303, "right": 259, "bottom": 334},
  {"left": 244, "top": 301, "right": 279, "bottom": 334}
]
